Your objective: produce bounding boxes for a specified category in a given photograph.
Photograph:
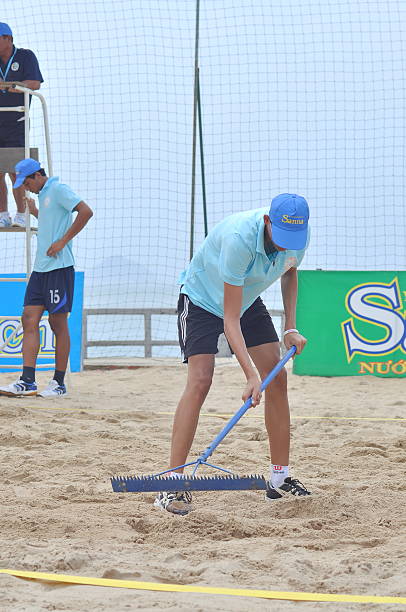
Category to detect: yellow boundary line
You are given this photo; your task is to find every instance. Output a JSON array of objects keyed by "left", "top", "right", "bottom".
[
  {"left": 1, "top": 569, "right": 405, "bottom": 603},
  {"left": 159, "top": 412, "right": 406, "bottom": 422},
  {"left": 10, "top": 405, "right": 406, "bottom": 422}
]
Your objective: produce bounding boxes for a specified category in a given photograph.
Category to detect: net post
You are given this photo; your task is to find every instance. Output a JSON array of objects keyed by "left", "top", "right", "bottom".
[
  {"left": 197, "top": 66, "right": 208, "bottom": 237},
  {"left": 189, "top": 0, "right": 201, "bottom": 260}
]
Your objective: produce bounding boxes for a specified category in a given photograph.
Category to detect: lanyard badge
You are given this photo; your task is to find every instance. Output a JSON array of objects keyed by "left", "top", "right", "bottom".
[{"left": 0, "top": 48, "right": 18, "bottom": 93}]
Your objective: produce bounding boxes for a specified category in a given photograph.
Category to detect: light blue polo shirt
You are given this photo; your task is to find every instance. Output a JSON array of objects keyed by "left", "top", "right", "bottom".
[
  {"left": 33, "top": 177, "right": 82, "bottom": 273},
  {"left": 179, "top": 207, "right": 310, "bottom": 318}
]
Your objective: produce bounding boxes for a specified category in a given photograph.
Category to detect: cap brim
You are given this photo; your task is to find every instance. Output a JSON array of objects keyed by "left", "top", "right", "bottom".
[
  {"left": 271, "top": 225, "right": 308, "bottom": 250},
  {"left": 13, "top": 175, "right": 25, "bottom": 189}
]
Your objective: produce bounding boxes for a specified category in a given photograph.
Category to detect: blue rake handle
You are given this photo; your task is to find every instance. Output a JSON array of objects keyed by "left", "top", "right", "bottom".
[
  {"left": 191, "top": 345, "right": 297, "bottom": 474},
  {"left": 153, "top": 345, "right": 297, "bottom": 478}
]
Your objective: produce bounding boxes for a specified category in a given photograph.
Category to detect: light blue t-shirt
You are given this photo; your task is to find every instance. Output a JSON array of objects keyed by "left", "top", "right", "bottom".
[
  {"left": 179, "top": 208, "right": 310, "bottom": 318},
  {"left": 33, "top": 177, "right": 82, "bottom": 273}
]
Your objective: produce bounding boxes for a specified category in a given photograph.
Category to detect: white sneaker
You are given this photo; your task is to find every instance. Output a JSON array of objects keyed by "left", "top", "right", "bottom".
[
  {"left": 154, "top": 490, "right": 193, "bottom": 515},
  {"left": 0, "top": 378, "right": 37, "bottom": 396},
  {"left": 12, "top": 213, "right": 26, "bottom": 228},
  {"left": 0, "top": 214, "right": 12, "bottom": 228},
  {"left": 38, "top": 379, "right": 67, "bottom": 398},
  {"left": 265, "top": 477, "right": 311, "bottom": 501}
]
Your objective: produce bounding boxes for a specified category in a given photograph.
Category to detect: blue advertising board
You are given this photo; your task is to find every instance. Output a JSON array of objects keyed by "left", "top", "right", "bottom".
[{"left": 0, "top": 272, "right": 84, "bottom": 373}]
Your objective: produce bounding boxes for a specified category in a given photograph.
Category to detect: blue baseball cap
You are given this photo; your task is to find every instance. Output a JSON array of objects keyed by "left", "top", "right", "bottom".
[
  {"left": 14, "top": 158, "right": 41, "bottom": 188},
  {"left": 0, "top": 23, "right": 12, "bottom": 37},
  {"left": 269, "top": 193, "right": 309, "bottom": 250}
]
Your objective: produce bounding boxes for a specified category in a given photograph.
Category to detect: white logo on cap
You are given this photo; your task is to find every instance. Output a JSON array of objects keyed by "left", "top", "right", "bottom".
[{"left": 11, "top": 62, "right": 19, "bottom": 71}]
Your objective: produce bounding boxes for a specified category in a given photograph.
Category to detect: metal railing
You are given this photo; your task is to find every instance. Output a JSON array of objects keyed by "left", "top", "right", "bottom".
[
  {"left": 82, "top": 307, "right": 285, "bottom": 361},
  {"left": 83, "top": 308, "right": 177, "bottom": 359}
]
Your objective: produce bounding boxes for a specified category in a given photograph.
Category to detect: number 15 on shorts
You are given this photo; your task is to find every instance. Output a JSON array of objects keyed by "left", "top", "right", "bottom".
[{"left": 49, "top": 289, "right": 60, "bottom": 304}]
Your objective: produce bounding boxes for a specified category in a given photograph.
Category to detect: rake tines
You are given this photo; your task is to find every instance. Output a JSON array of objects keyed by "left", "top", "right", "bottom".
[{"left": 111, "top": 474, "right": 267, "bottom": 493}]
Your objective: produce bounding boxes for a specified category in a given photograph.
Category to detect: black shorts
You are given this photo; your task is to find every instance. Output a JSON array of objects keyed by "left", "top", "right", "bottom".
[
  {"left": 0, "top": 121, "right": 25, "bottom": 148},
  {"left": 24, "top": 266, "right": 75, "bottom": 314},
  {"left": 177, "top": 294, "right": 279, "bottom": 363}
]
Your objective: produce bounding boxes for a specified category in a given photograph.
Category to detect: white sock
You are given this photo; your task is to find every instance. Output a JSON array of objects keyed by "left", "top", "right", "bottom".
[
  {"left": 0, "top": 211, "right": 10, "bottom": 219},
  {"left": 169, "top": 471, "right": 183, "bottom": 478},
  {"left": 270, "top": 464, "right": 289, "bottom": 488}
]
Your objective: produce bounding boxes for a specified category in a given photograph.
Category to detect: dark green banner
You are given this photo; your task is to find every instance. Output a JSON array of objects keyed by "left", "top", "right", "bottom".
[{"left": 293, "top": 271, "right": 406, "bottom": 377}]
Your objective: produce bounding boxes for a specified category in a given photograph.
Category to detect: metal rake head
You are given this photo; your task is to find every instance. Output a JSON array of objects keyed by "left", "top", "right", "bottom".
[{"left": 111, "top": 474, "right": 267, "bottom": 493}]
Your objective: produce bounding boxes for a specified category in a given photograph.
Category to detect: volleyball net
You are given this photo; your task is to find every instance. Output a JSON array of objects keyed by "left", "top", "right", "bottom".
[{"left": 1, "top": 0, "right": 405, "bottom": 359}]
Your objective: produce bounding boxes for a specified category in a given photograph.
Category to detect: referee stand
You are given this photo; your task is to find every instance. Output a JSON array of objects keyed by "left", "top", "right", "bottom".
[{"left": 0, "top": 82, "right": 69, "bottom": 381}]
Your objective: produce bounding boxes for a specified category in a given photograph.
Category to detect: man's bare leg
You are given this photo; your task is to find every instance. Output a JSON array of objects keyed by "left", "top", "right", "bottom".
[
  {"left": 22, "top": 305, "right": 45, "bottom": 367},
  {"left": 247, "top": 342, "right": 310, "bottom": 498},
  {"left": 49, "top": 313, "right": 70, "bottom": 372},
  {"left": 0, "top": 173, "right": 9, "bottom": 214},
  {"left": 169, "top": 353, "right": 215, "bottom": 472},
  {"left": 248, "top": 342, "right": 290, "bottom": 466},
  {"left": 9, "top": 173, "right": 26, "bottom": 214}
]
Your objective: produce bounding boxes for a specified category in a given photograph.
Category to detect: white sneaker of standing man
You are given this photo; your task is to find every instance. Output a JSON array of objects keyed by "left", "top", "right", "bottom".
[
  {"left": 38, "top": 379, "right": 67, "bottom": 398},
  {"left": 12, "top": 213, "right": 26, "bottom": 228},
  {"left": 0, "top": 212, "right": 12, "bottom": 227}
]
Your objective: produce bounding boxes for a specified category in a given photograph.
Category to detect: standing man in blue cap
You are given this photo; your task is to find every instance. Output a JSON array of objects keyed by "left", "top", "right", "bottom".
[
  {"left": 154, "top": 194, "right": 311, "bottom": 515},
  {"left": 0, "top": 23, "right": 43, "bottom": 228},
  {"left": 0, "top": 159, "right": 93, "bottom": 398}
]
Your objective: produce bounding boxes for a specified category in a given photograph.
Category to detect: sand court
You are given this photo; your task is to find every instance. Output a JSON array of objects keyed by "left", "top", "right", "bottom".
[{"left": 0, "top": 363, "right": 405, "bottom": 611}]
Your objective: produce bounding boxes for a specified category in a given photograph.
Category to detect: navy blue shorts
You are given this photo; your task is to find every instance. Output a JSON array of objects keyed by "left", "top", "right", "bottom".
[
  {"left": 177, "top": 294, "right": 279, "bottom": 363},
  {"left": 24, "top": 266, "right": 75, "bottom": 314},
  {"left": 0, "top": 121, "right": 25, "bottom": 148}
]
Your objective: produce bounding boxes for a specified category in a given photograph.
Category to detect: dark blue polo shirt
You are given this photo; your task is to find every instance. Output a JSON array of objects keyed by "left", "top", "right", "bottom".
[{"left": 0, "top": 46, "right": 43, "bottom": 126}]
